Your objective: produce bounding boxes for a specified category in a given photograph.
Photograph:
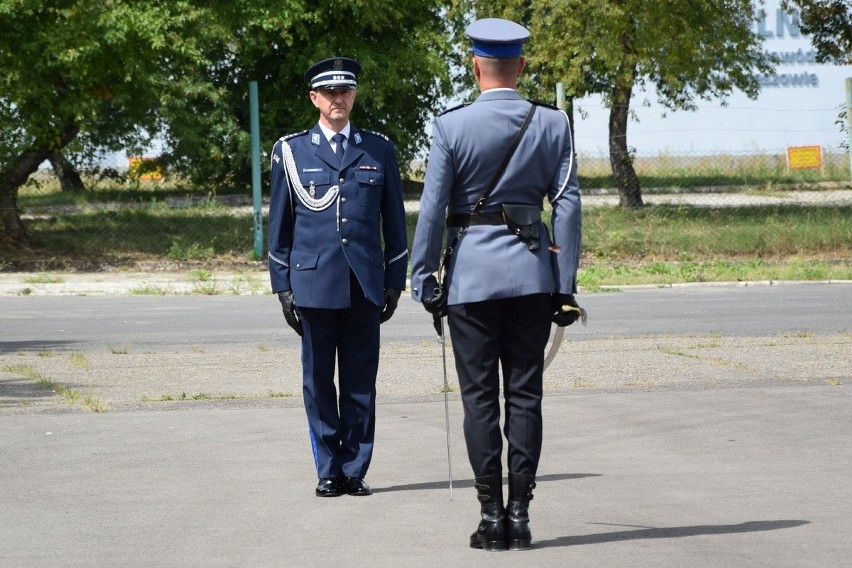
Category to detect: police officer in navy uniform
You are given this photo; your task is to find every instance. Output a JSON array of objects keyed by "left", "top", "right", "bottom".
[
  {"left": 410, "top": 19, "right": 583, "bottom": 550},
  {"left": 268, "top": 56, "right": 408, "bottom": 497}
]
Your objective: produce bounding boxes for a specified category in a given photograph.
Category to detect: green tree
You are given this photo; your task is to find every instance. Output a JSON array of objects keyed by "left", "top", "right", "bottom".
[
  {"left": 463, "top": 0, "right": 774, "bottom": 208},
  {"left": 0, "top": 0, "right": 457, "bottom": 248},
  {"left": 0, "top": 1, "right": 221, "bottom": 247},
  {"left": 781, "top": 0, "right": 852, "bottom": 64},
  {"left": 158, "top": 0, "right": 457, "bottom": 190}
]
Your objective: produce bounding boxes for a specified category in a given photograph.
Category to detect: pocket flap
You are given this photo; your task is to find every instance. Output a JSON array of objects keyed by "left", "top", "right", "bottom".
[
  {"left": 298, "top": 172, "right": 332, "bottom": 187},
  {"left": 355, "top": 171, "right": 384, "bottom": 186},
  {"left": 501, "top": 203, "right": 542, "bottom": 225},
  {"left": 290, "top": 250, "right": 319, "bottom": 271}
]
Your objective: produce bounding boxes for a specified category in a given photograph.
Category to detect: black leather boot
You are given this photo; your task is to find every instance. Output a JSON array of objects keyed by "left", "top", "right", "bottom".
[
  {"left": 469, "top": 474, "right": 507, "bottom": 551},
  {"left": 507, "top": 472, "right": 536, "bottom": 550}
]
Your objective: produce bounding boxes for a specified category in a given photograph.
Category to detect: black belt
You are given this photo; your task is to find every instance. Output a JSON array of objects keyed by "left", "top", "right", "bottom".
[{"left": 446, "top": 212, "right": 504, "bottom": 228}]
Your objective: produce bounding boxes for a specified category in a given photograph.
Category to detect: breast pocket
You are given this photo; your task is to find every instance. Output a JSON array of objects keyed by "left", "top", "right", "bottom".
[
  {"left": 355, "top": 171, "right": 384, "bottom": 208},
  {"left": 298, "top": 172, "right": 333, "bottom": 197}
]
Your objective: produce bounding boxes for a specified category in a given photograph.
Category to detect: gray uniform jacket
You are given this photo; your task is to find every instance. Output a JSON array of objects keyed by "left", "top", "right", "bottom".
[{"left": 410, "top": 89, "right": 581, "bottom": 305}]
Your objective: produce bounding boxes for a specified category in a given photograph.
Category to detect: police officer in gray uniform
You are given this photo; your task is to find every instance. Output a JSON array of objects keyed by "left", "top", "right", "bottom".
[
  {"left": 410, "top": 19, "right": 583, "bottom": 550},
  {"left": 268, "top": 57, "right": 408, "bottom": 498}
]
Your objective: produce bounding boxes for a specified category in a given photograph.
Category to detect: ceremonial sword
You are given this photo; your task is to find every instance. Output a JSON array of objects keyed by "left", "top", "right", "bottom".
[
  {"left": 543, "top": 304, "right": 587, "bottom": 370},
  {"left": 432, "top": 311, "right": 454, "bottom": 500}
]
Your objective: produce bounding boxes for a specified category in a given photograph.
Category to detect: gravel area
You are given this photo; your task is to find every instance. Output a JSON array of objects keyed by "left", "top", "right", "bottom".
[{"left": 2, "top": 330, "right": 847, "bottom": 415}]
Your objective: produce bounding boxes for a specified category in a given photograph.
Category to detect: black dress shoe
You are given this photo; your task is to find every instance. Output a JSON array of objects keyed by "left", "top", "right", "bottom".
[
  {"left": 343, "top": 477, "right": 372, "bottom": 496},
  {"left": 315, "top": 478, "right": 343, "bottom": 497}
]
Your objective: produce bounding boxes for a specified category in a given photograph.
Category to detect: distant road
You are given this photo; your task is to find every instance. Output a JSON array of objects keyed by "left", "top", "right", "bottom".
[{"left": 2, "top": 282, "right": 849, "bottom": 354}]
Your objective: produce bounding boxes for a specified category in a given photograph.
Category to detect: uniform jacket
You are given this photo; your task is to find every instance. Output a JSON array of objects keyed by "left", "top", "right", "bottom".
[
  {"left": 410, "top": 89, "right": 581, "bottom": 305},
  {"left": 268, "top": 123, "right": 408, "bottom": 309}
]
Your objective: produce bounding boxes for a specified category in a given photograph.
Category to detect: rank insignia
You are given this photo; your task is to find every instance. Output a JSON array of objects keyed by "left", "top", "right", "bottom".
[
  {"left": 354, "top": 132, "right": 362, "bottom": 145},
  {"left": 311, "top": 133, "right": 321, "bottom": 146}
]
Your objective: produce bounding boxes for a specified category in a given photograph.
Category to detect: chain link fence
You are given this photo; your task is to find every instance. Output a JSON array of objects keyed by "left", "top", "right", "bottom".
[{"left": 4, "top": 147, "right": 851, "bottom": 270}]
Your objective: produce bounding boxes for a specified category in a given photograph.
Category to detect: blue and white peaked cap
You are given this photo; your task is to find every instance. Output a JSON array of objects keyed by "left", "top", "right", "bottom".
[
  {"left": 305, "top": 56, "right": 361, "bottom": 90},
  {"left": 466, "top": 18, "right": 530, "bottom": 59}
]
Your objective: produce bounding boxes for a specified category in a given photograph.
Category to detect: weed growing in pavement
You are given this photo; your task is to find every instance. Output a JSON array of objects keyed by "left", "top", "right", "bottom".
[
  {"left": 23, "top": 273, "right": 64, "bottom": 284},
  {"left": 130, "top": 284, "right": 172, "bottom": 296},
  {"left": 189, "top": 268, "right": 214, "bottom": 282},
  {"left": 140, "top": 390, "right": 295, "bottom": 402},
  {"left": 1, "top": 363, "right": 108, "bottom": 412},
  {"left": 191, "top": 279, "right": 222, "bottom": 295},
  {"left": 68, "top": 352, "right": 90, "bottom": 369}
]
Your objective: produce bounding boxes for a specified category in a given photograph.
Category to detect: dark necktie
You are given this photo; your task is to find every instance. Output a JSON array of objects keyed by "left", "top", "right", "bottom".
[{"left": 332, "top": 133, "right": 346, "bottom": 164}]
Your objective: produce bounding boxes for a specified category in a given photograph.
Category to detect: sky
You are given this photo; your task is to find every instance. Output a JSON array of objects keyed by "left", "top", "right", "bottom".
[{"left": 570, "top": 0, "right": 852, "bottom": 157}]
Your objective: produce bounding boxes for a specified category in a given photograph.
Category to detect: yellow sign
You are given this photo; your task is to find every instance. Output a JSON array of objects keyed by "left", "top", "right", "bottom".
[
  {"left": 786, "top": 146, "right": 822, "bottom": 170},
  {"left": 128, "top": 157, "right": 163, "bottom": 180}
]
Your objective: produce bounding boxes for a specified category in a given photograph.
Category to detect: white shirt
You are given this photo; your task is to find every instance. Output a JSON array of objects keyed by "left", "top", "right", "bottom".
[{"left": 318, "top": 122, "right": 351, "bottom": 154}]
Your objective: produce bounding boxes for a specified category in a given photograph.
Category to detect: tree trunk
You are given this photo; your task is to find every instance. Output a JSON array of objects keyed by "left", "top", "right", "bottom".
[
  {"left": 49, "top": 153, "right": 86, "bottom": 192},
  {"left": 0, "top": 123, "right": 80, "bottom": 248},
  {"left": 608, "top": 84, "right": 644, "bottom": 209}
]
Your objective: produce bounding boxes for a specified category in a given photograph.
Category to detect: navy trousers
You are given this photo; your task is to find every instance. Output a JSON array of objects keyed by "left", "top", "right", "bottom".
[
  {"left": 448, "top": 293, "right": 551, "bottom": 477},
  {"left": 298, "top": 273, "right": 381, "bottom": 479}
]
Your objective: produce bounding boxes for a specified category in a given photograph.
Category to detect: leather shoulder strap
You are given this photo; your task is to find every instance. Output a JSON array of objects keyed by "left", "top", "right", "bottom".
[{"left": 472, "top": 102, "right": 536, "bottom": 213}]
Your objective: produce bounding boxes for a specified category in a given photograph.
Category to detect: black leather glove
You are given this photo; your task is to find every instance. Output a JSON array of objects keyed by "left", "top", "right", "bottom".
[
  {"left": 552, "top": 293, "right": 582, "bottom": 327},
  {"left": 380, "top": 289, "right": 401, "bottom": 323},
  {"left": 277, "top": 290, "right": 303, "bottom": 336},
  {"left": 421, "top": 281, "right": 447, "bottom": 319}
]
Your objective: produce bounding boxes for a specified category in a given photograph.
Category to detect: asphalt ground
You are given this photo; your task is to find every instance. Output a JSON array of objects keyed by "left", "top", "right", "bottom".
[{"left": 1, "top": 277, "right": 850, "bottom": 567}]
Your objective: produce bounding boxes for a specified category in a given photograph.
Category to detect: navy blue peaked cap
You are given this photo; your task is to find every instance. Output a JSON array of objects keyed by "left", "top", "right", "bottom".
[
  {"left": 305, "top": 57, "right": 361, "bottom": 90},
  {"left": 466, "top": 18, "right": 530, "bottom": 58}
]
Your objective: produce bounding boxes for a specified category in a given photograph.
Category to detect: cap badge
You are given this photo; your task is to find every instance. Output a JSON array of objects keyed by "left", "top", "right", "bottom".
[{"left": 333, "top": 59, "right": 343, "bottom": 70}]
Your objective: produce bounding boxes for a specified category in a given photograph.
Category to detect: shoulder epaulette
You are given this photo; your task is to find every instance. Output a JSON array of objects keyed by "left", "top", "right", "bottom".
[
  {"left": 282, "top": 129, "right": 308, "bottom": 141},
  {"left": 439, "top": 102, "right": 470, "bottom": 116},
  {"left": 528, "top": 99, "right": 560, "bottom": 111},
  {"left": 362, "top": 129, "right": 390, "bottom": 142}
]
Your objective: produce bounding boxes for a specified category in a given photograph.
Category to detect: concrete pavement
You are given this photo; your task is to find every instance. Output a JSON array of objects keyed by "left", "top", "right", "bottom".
[
  {"left": 1, "top": 386, "right": 848, "bottom": 567},
  {"left": 1, "top": 279, "right": 850, "bottom": 566}
]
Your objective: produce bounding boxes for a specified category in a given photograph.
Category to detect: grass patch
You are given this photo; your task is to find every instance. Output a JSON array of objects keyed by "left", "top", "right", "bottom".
[
  {"left": 130, "top": 284, "right": 172, "bottom": 295},
  {"left": 23, "top": 273, "right": 64, "bottom": 284},
  {"left": 7, "top": 180, "right": 851, "bottom": 288},
  {"left": 140, "top": 390, "right": 295, "bottom": 402},
  {"left": 578, "top": 258, "right": 851, "bottom": 288},
  {"left": 191, "top": 279, "right": 223, "bottom": 295},
  {"left": 228, "top": 270, "right": 265, "bottom": 295},
  {"left": 577, "top": 204, "right": 852, "bottom": 262},
  {"left": 22, "top": 206, "right": 254, "bottom": 264},
  {"left": 68, "top": 352, "right": 90, "bottom": 369},
  {"left": 1, "top": 363, "right": 108, "bottom": 412}
]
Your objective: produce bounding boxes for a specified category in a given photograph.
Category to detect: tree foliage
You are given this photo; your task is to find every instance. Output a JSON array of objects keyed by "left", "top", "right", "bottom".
[
  {"left": 0, "top": 1, "right": 224, "bottom": 246},
  {"left": 461, "top": 0, "right": 774, "bottom": 208},
  {"left": 0, "top": 0, "right": 457, "bottom": 247},
  {"left": 781, "top": 0, "right": 852, "bottom": 64},
  {"left": 161, "top": 0, "right": 456, "bottom": 189}
]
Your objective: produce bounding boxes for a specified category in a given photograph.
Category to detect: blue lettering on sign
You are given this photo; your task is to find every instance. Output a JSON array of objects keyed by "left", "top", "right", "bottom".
[
  {"left": 754, "top": 8, "right": 804, "bottom": 39},
  {"left": 766, "top": 49, "right": 818, "bottom": 65},
  {"left": 757, "top": 72, "right": 819, "bottom": 88}
]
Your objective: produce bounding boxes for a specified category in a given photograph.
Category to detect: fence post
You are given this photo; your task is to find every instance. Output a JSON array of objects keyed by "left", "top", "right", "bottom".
[
  {"left": 846, "top": 78, "right": 852, "bottom": 183},
  {"left": 249, "top": 81, "right": 263, "bottom": 259},
  {"left": 556, "top": 82, "right": 565, "bottom": 111}
]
